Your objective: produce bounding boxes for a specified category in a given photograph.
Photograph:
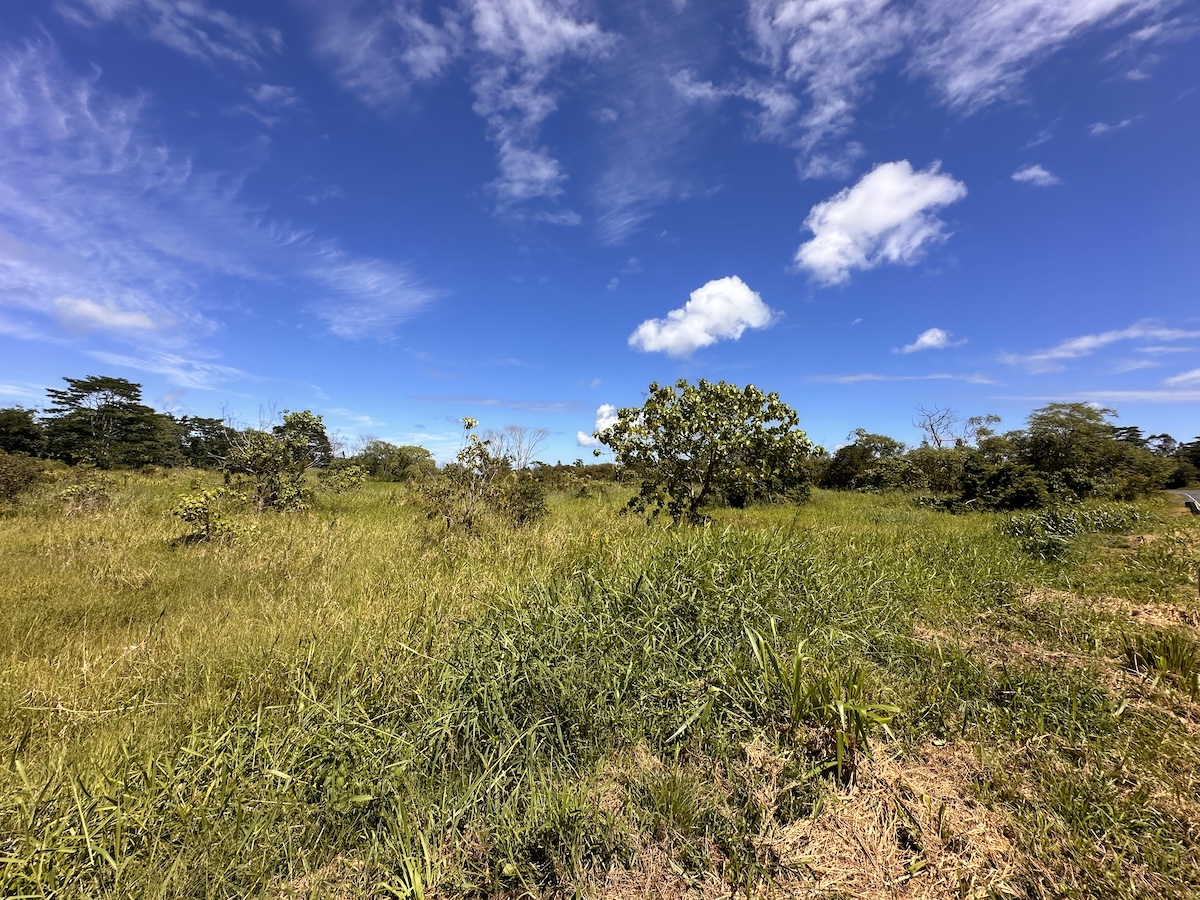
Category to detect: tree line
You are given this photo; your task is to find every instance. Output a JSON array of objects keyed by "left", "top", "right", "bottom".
[{"left": 2, "top": 375, "right": 1197, "bottom": 523}]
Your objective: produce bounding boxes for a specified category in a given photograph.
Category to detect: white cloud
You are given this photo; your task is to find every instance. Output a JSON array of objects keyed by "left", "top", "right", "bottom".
[
  {"left": 576, "top": 403, "right": 619, "bottom": 446},
  {"left": 629, "top": 276, "right": 775, "bottom": 357},
  {"left": 1011, "top": 163, "right": 1061, "bottom": 186},
  {"left": 795, "top": 161, "right": 967, "bottom": 285},
  {"left": 741, "top": 0, "right": 1165, "bottom": 171},
  {"left": 88, "top": 351, "right": 249, "bottom": 390},
  {"left": 1089, "top": 117, "right": 1138, "bottom": 136},
  {"left": 1005, "top": 321, "right": 1200, "bottom": 372},
  {"left": 1164, "top": 368, "right": 1200, "bottom": 387},
  {"left": 308, "top": 250, "right": 439, "bottom": 341},
  {"left": 56, "top": 0, "right": 281, "bottom": 69},
  {"left": 53, "top": 296, "right": 160, "bottom": 333},
  {"left": 0, "top": 45, "right": 442, "bottom": 352},
  {"left": 899, "top": 327, "right": 966, "bottom": 353},
  {"left": 310, "top": 2, "right": 463, "bottom": 108},
  {"left": 470, "top": 0, "right": 612, "bottom": 215}
]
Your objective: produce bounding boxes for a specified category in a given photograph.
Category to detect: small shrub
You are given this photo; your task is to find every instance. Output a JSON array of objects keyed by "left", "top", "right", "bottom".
[
  {"left": 171, "top": 487, "right": 254, "bottom": 543},
  {"left": 0, "top": 451, "right": 44, "bottom": 505},
  {"left": 56, "top": 475, "right": 113, "bottom": 515},
  {"left": 318, "top": 462, "right": 367, "bottom": 494}
]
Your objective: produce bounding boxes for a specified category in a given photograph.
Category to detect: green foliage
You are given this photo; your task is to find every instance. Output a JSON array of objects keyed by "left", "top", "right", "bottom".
[
  {"left": 55, "top": 473, "right": 114, "bottom": 515},
  {"left": 820, "top": 429, "right": 907, "bottom": 491},
  {"left": 0, "top": 407, "right": 45, "bottom": 456},
  {"left": 741, "top": 626, "right": 897, "bottom": 781},
  {"left": 352, "top": 440, "right": 436, "bottom": 482},
  {"left": 318, "top": 462, "right": 367, "bottom": 494},
  {"left": 43, "top": 376, "right": 179, "bottom": 469},
  {"left": 226, "top": 410, "right": 330, "bottom": 512},
  {"left": 1001, "top": 502, "right": 1143, "bottom": 559},
  {"left": 418, "top": 420, "right": 547, "bottom": 531},
  {"left": 0, "top": 451, "right": 45, "bottom": 505},
  {"left": 1124, "top": 631, "right": 1200, "bottom": 696},
  {"left": 599, "top": 379, "right": 818, "bottom": 524},
  {"left": 171, "top": 488, "right": 254, "bottom": 543}
]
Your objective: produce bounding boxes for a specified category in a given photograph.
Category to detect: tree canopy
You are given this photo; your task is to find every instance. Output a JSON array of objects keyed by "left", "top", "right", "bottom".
[{"left": 598, "top": 379, "right": 819, "bottom": 524}]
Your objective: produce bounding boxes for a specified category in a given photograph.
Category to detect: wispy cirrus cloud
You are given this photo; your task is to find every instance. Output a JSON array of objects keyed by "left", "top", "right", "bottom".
[
  {"left": 735, "top": 0, "right": 1170, "bottom": 176},
  {"left": 308, "top": 0, "right": 464, "bottom": 108},
  {"left": 88, "top": 350, "right": 251, "bottom": 389},
  {"left": 0, "top": 42, "right": 443, "bottom": 367},
  {"left": 55, "top": 0, "right": 281, "bottom": 69},
  {"left": 795, "top": 161, "right": 967, "bottom": 285},
  {"left": 1003, "top": 321, "right": 1200, "bottom": 372},
  {"left": 470, "top": 0, "right": 613, "bottom": 217},
  {"left": 307, "top": 250, "right": 440, "bottom": 340}
]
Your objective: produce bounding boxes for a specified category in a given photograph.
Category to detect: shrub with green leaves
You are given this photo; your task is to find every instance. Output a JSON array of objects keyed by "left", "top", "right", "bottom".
[
  {"left": 0, "top": 451, "right": 44, "bottom": 505},
  {"left": 171, "top": 487, "right": 254, "bottom": 543},
  {"left": 318, "top": 462, "right": 367, "bottom": 494}
]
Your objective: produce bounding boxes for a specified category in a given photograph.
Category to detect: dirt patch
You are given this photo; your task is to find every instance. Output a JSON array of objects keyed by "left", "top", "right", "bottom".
[
  {"left": 761, "top": 743, "right": 1023, "bottom": 899},
  {"left": 1026, "top": 587, "right": 1200, "bottom": 632}
]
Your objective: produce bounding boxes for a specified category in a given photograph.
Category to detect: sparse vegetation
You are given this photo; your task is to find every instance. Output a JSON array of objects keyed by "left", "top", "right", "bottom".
[
  {"left": 1, "top": 467, "right": 1198, "bottom": 898},
  {"left": 2, "top": 377, "right": 1200, "bottom": 897}
]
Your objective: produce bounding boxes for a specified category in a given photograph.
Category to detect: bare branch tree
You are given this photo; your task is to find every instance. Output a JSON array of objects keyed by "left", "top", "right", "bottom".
[{"left": 914, "top": 404, "right": 958, "bottom": 449}]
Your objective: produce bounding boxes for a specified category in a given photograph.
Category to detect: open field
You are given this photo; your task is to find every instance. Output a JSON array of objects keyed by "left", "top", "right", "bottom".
[{"left": 3, "top": 474, "right": 1200, "bottom": 898}]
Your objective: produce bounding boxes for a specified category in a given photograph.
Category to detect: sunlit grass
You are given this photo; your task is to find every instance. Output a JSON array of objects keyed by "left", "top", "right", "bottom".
[{"left": 2, "top": 477, "right": 1199, "bottom": 897}]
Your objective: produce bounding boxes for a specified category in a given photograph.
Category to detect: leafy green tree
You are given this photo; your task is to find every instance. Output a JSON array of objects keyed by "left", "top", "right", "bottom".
[
  {"left": 353, "top": 439, "right": 437, "bottom": 481},
  {"left": 43, "top": 376, "right": 178, "bottom": 468},
  {"left": 820, "top": 429, "right": 906, "bottom": 490},
  {"left": 226, "top": 410, "right": 330, "bottom": 511},
  {"left": 597, "top": 379, "right": 818, "bottom": 524},
  {"left": 176, "top": 416, "right": 235, "bottom": 468},
  {"left": 0, "top": 407, "right": 45, "bottom": 456}
]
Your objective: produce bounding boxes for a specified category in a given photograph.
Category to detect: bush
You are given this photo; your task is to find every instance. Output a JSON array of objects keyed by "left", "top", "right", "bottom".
[
  {"left": 171, "top": 488, "right": 254, "bottom": 543},
  {"left": 0, "top": 451, "right": 44, "bottom": 505},
  {"left": 318, "top": 462, "right": 367, "bottom": 494},
  {"left": 56, "top": 472, "right": 114, "bottom": 515}
]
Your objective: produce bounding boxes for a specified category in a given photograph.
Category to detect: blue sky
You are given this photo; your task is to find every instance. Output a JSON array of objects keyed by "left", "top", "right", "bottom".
[{"left": 1, "top": 0, "right": 1197, "bottom": 462}]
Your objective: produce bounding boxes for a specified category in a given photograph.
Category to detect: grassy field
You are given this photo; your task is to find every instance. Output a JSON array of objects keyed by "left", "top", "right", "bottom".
[{"left": 2, "top": 472, "right": 1200, "bottom": 898}]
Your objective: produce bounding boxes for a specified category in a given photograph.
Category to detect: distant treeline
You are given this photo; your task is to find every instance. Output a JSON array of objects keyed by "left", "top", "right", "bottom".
[
  {"left": 811, "top": 404, "right": 1199, "bottom": 510},
  {"left": 1, "top": 377, "right": 1196, "bottom": 513}
]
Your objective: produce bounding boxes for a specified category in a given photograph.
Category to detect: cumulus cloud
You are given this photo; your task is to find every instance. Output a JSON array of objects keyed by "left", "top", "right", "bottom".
[
  {"left": 1004, "top": 321, "right": 1200, "bottom": 372},
  {"left": 628, "top": 276, "right": 775, "bottom": 357},
  {"left": 899, "top": 327, "right": 966, "bottom": 353},
  {"left": 795, "top": 161, "right": 967, "bottom": 285},
  {"left": 1011, "top": 163, "right": 1061, "bottom": 186},
  {"left": 576, "top": 403, "right": 618, "bottom": 446}
]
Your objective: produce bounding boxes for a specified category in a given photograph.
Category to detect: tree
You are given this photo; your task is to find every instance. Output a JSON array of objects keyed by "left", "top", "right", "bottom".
[
  {"left": 352, "top": 439, "right": 437, "bottom": 481},
  {"left": 43, "top": 376, "right": 177, "bottom": 468},
  {"left": 483, "top": 425, "right": 549, "bottom": 471},
  {"left": 597, "top": 379, "right": 818, "bottom": 524},
  {"left": 226, "top": 410, "right": 330, "bottom": 511},
  {"left": 914, "top": 404, "right": 957, "bottom": 449},
  {"left": 820, "top": 429, "right": 906, "bottom": 490},
  {"left": 0, "top": 407, "right": 45, "bottom": 456}
]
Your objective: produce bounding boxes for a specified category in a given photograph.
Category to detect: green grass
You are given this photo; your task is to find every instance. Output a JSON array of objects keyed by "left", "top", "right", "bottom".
[{"left": 2, "top": 476, "right": 1199, "bottom": 897}]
